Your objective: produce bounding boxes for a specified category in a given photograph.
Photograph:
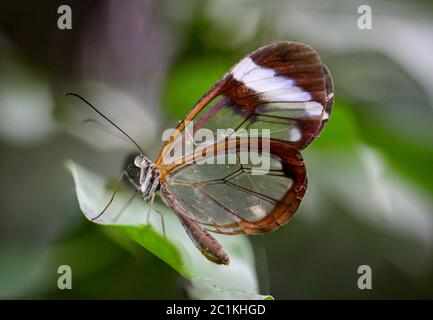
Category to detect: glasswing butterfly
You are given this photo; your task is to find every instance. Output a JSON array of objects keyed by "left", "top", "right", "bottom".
[{"left": 67, "top": 41, "right": 334, "bottom": 265}]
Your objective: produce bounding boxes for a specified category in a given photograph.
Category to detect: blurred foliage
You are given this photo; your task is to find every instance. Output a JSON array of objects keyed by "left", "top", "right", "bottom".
[{"left": 163, "top": 56, "right": 231, "bottom": 120}]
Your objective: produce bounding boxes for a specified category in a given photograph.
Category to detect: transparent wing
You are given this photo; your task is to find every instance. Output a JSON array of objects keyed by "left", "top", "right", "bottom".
[
  {"left": 156, "top": 42, "right": 333, "bottom": 167},
  {"left": 160, "top": 138, "right": 307, "bottom": 235}
]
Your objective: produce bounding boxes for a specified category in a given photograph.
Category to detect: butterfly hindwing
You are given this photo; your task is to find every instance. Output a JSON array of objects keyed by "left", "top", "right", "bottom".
[{"left": 160, "top": 138, "right": 307, "bottom": 235}]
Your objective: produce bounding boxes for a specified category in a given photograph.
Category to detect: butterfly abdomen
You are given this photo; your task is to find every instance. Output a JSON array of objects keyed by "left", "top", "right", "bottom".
[
  {"left": 178, "top": 213, "right": 230, "bottom": 265},
  {"left": 160, "top": 186, "right": 230, "bottom": 265}
]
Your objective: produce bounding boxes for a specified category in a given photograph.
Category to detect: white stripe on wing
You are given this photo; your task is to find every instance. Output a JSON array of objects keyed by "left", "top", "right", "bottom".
[{"left": 231, "top": 57, "right": 323, "bottom": 116}]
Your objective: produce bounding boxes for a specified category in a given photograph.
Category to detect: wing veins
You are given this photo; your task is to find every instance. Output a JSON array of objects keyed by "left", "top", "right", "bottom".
[
  {"left": 224, "top": 180, "right": 278, "bottom": 204},
  {"left": 252, "top": 113, "right": 303, "bottom": 121},
  {"left": 196, "top": 186, "right": 246, "bottom": 223},
  {"left": 172, "top": 189, "right": 227, "bottom": 233}
]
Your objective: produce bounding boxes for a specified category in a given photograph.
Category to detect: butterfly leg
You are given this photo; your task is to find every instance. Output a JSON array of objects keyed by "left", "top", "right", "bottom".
[
  {"left": 111, "top": 190, "right": 139, "bottom": 222},
  {"left": 112, "top": 172, "right": 149, "bottom": 222},
  {"left": 154, "top": 204, "right": 167, "bottom": 239},
  {"left": 145, "top": 193, "right": 166, "bottom": 238},
  {"left": 146, "top": 194, "right": 153, "bottom": 224},
  {"left": 92, "top": 170, "right": 129, "bottom": 221}
]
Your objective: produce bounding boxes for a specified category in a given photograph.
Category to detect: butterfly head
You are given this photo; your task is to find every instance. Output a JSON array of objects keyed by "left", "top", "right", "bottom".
[{"left": 134, "top": 153, "right": 151, "bottom": 168}]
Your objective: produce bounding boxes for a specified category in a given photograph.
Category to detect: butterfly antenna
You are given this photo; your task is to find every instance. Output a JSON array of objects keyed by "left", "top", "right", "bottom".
[{"left": 65, "top": 92, "right": 144, "bottom": 154}]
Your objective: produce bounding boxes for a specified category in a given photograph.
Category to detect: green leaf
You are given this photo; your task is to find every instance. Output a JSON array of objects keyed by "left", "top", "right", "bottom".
[
  {"left": 312, "top": 100, "right": 361, "bottom": 150},
  {"left": 65, "top": 160, "right": 270, "bottom": 300},
  {"left": 163, "top": 56, "right": 231, "bottom": 119}
]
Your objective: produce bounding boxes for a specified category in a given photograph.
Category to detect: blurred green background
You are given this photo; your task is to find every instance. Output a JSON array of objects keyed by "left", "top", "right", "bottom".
[{"left": 1, "top": 0, "right": 433, "bottom": 299}]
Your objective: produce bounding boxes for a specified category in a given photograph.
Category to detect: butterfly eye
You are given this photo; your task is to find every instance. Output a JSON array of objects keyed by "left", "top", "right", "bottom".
[{"left": 134, "top": 154, "right": 147, "bottom": 167}]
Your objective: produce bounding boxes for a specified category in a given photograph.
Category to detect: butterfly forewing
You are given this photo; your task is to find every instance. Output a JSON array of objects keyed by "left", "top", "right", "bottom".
[{"left": 156, "top": 42, "right": 333, "bottom": 168}]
